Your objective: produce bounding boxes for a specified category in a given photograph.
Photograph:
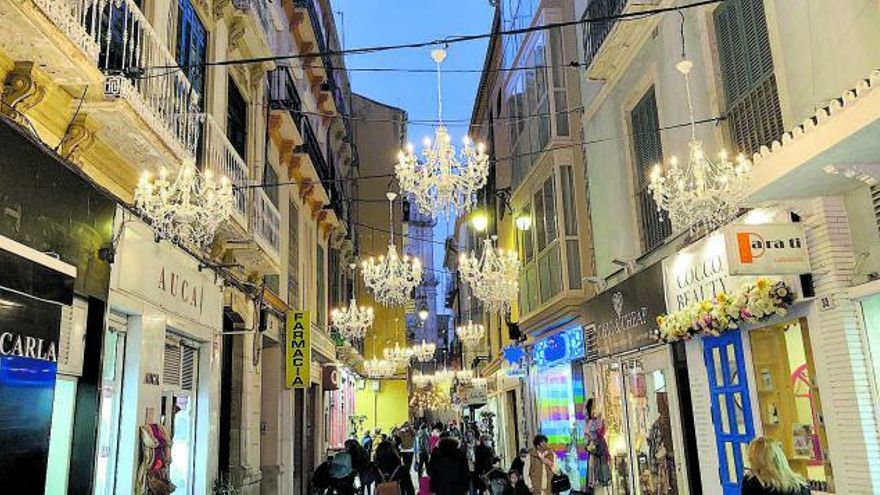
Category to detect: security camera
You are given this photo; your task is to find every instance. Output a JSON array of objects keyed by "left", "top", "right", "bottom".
[{"left": 582, "top": 276, "right": 607, "bottom": 291}]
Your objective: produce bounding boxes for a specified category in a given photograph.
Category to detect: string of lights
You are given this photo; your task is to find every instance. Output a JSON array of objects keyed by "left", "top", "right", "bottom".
[{"left": 141, "top": 0, "right": 723, "bottom": 71}]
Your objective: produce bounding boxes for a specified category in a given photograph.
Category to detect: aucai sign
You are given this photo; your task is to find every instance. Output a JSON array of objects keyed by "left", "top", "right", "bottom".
[
  {"left": 286, "top": 311, "right": 311, "bottom": 388},
  {"left": 581, "top": 262, "right": 666, "bottom": 359},
  {"left": 725, "top": 223, "right": 809, "bottom": 275}
]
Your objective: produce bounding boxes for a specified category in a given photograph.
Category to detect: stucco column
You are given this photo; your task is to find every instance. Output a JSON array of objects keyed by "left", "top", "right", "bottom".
[{"left": 804, "top": 196, "right": 880, "bottom": 492}]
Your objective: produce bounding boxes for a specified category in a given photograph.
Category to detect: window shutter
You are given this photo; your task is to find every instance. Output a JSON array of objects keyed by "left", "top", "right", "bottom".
[
  {"left": 181, "top": 346, "right": 197, "bottom": 391},
  {"left": 630, "top": 87, "right": 670, "bottom": 251},
  {"left": 714, "top": 0, "right": 783, "bottom": 155},
  {"left": 163, "top": 342, "right": 182, "bottom": 388}
]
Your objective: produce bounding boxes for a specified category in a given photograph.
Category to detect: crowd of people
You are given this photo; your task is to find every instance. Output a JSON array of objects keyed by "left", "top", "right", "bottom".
[{"left": 314, "top": 417, "right": 811, "bottom": 495}]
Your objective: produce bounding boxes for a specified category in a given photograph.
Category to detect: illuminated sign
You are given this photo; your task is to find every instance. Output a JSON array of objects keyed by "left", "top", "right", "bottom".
[
  {"left": 286, "top": 311, "right": 311, "bottom": 388},
  {"left": 532, "top": 326, "right": 585, "bottom": 367},
  {"left": 726, "top": 223, "right": 810, "bottom": 275}
]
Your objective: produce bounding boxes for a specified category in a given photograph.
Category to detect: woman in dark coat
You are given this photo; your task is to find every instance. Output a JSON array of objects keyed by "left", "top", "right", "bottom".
[
  {"left": 428, "top": 437, "right": 471, "bottom": 495},
  {"left": 374, "top": 440, "right": 415, "bottom": 495}
]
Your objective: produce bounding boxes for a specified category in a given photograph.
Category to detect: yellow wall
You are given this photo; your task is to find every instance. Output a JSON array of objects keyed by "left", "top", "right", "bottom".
[{"left": 355, "top": 379, "right": 410, "bottom": 432}]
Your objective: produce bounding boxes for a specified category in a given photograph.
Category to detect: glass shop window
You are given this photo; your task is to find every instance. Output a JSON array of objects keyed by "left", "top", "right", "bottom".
[{"left": 748, "top": 320, "right": 834, "bottom": 492}]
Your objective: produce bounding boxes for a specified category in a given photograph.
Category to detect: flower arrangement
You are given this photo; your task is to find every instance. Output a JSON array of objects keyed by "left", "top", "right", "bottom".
[{"left": 656, "top": 278, "right": 794, "bottom": 342}]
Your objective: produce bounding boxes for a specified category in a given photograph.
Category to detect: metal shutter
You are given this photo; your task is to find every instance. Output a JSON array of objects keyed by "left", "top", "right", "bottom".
[
  {"left": 181, "top": 346, "right": 197, "bottom": 391},
  {"left": 630, "top": 87, "right": 671, "bottom": 251},
  {"left": 163, "top": 342, "right": 182, "bottom": 388},
  {"left": 714, "top": 0, "right": 783, "bottom": 155}
]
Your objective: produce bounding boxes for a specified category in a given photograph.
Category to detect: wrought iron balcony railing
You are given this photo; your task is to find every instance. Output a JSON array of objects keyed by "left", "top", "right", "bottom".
[
  {"left": 254, "top": 187, "right": 281, "bottom": 261},
  {"left": 200, "top": 113, "right": 250, "bottom": 227},
  {"left": 582, "top": 0, "right": 627, "bottom": 71}
]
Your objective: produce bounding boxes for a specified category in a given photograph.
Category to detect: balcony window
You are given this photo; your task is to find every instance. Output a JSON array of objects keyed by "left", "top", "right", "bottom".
[
  {"left": 548, "top": 27, "right": 570, "bottom": 136},
  {"left": 99, "top": 0, "right": 144, "bottom": 74},
  {"left": 630, "top": 87, "right": 670, "bottom": 252},
  {"left": 517, "top": 174, "right": 563, "bottom": 316},
  {"left": 560, "top": 165, "right": 582, "bottom": 289},
  {"left": 263, "top": 164, "right": 279, "bottom": 208},
  {"left": 317, "top": 244, "right": 326, "bottom": 327},
  {"left": 506, "top": 34, "right": 550, "bottom": 189},
  {"left": 175, "top": 0, "right": 207, "bottom": 101},
  {"left": 581, "top": 0, "right": 627, "bottom": 70},
  {"left": 714, "top": 0, "right": 784, "bottom": 155},
  {"left": 227, "top": 78, "right": 248, "bottom": 158}
]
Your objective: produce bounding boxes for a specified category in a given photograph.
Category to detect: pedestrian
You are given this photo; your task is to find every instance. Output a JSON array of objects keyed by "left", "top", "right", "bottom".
[
  {"left": 509, "top": 448, "right": 528, "bottom": 477},
  {"left": 585, "top": 398, "right": 611, "bottom": 489},
  {"left": 428, "top": 436, "right": 471, "bottom": 495},
  {"left": 414, "top": 423, "right": 430, "bottom": 475},
  {"left": 502, "top": 470, "right": 530, "bottom": 495},
  {"left": 741, "top": 437, "right": 809, "bottom": 495},
  {"left": 328, "top": 443, "right": 357, "bottom": 495},
  {"left": 363, "top": 431, "right": 374, "bottom": 458},
  {"left": 428, "top": 425, "right": 441, "bottom": 455},
  {"left": 399, "top": 422, "right": 416, "bottom": 472},
  {"left": 473, "top": 435, "right": 496, "bottom": 494},
  {"left": 524, "top": 434, "right": 559, "bottom": 495},
  {"left": 375, "top": 439, "right": 415, "bottom": 495}
]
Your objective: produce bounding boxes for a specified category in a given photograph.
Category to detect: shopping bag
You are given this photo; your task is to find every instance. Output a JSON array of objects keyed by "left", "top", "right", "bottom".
[{"left": 418, "top": 476, "right": 432, "bottom": 495}]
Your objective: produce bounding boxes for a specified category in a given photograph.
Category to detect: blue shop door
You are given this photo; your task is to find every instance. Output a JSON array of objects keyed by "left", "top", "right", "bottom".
[{"left": 703, "top": 331, "right": 755, "bottom": 495}]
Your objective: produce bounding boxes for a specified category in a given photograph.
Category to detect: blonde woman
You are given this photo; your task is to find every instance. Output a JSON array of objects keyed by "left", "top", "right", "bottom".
[{"left": 742, "top": 437, "right": 809, "bottom": 495}]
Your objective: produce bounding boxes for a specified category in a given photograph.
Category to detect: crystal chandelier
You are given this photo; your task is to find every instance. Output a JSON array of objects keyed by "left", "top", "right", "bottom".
[
  {"left": 648, "top": 60, "right": 751, "bottom": 234},
  {"left": 331, "top": 264, "right": 374, "bottom": 342},
  {"left": 411, "top": 340, "right": 436, "bottom": 362},
  {"left": 412, "top": 371, "right": 431, "bottom": 388},
  {"left": 458, "top": 237, "right": 520, "bottom": 314},
  {"left": 362, "top": 192, "right": 422, "bottom": 306},
  {"left": 395, "top": 49, "right": 489, "bottom": 217},
  {"left": 364, "top": 356, "right": 396, "bottom": 379},
  {"left": 134, "top": 162, "right": 234, "bottom": 247},
  {"left": 455, "top": 368, "right": 473, "bottom": 384},
  {"left": 383, "top": 342, "right": 413, "bottom": 367},
  {"left": 456, "top": 320, "right": 485, "bottom": 349}
]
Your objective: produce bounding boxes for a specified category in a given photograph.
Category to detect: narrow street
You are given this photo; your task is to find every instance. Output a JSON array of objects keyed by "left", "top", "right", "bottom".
[{"left": 0, "top": 0, "right": 878, "bottom": 494}]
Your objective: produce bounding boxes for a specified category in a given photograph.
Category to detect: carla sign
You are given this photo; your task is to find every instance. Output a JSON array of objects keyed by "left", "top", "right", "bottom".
[
  {"left": 725, "top": 223, "right": 810, "bottom": 275},
  {"left": 286, "top": 311, "right": 311, "bottom": 388},
  {"left": 0, "top": 332, "right": 57, "bottom": 362},
  {"left": 582, "top": 262, "right": 666, "bottom": 359}
]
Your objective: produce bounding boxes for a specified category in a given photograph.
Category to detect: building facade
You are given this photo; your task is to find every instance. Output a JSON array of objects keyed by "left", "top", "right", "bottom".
[
  {"left": 0, "top": 0, "right": 366, "bottom": 493},
  {"left": 573, "top": 0, "right": 880, "bottom": 493}
]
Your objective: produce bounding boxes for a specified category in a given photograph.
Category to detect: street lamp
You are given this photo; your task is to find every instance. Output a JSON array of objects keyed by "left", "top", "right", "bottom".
[
  {"left": 515, "top": 213, "right": 532, "bottom": 231},
  {"left": 470, "top": 210, "right": 489, "bottom": 233},
  {"left": 418, "top": 304, "right": 429, "bottom": 323}
]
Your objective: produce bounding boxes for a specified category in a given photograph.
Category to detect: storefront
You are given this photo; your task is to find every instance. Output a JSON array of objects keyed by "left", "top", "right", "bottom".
[
  {"left": 0, "top": 117, "right": 117, "bottom": 493},
  {"left": 323, "top": 364, "right": 356, "bottom": 450},
  {"left": 581, "top": 262, "right": 694, "bottom": 495},
  {"left": 661, "top": 221, "right": 834, "bottom": 494},
  {"left": 98, "top": 216, "right": 223, "bottom": 494},
  {"left": 528, "top": 324, "right": 588, "bottom": 491}
]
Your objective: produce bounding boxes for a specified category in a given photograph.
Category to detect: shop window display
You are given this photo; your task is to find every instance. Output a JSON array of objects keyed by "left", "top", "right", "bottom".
[
  {"left": 748, "top": 320, "right": 833, "bottom": 492},
  {"left": 534, "top": 363, "right": 588, "bottom": 490}
]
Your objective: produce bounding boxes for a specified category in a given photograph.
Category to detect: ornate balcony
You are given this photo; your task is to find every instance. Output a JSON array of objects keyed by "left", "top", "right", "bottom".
[
  {"left": 582, "top": 0, "right": 659, "bottom": 80},
  {"left": 200, "top": 113, "right": 250, "bottom": 232},
  {"left": 1, "top": 0, "right": 200, "bottom": 175}
]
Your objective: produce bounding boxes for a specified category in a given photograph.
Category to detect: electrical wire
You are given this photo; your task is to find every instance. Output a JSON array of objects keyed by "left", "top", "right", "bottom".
[{"left": 142, "top": 0, "right": 723, "bottom": 72}]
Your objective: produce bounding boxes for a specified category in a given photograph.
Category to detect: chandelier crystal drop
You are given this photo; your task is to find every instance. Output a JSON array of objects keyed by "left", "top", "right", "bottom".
[
  {"left": 411, "top": 340, "right": 437, "bottom": 362},
  {"left": 134, "top": 162, "right": 234, "bottom": 247},
  {"left": 395, "top": 49, "right": 489, "bottom": 217},
  {"left": 456, "top": 320, "right": 485, "bottom": 349},
  {"left": 648, "top": 60, "right": 752, "bottom": 234},
  {"left": 361, "top": 192, "right": 423, "bottom": 306},
  {"left": 458, "top": 237, "right": 520, "bottom": 314}
]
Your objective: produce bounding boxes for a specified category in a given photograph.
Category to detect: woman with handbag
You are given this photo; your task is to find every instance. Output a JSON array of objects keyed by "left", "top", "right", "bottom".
[
  {"left": 524, "top": 434, "right": 566, "bottom": 495},
  {"left": 585, "top": 399, "right": 612, "bottom": 490},
  {"left": 375, "top": 441, "right": 415, "bottom": 495}
]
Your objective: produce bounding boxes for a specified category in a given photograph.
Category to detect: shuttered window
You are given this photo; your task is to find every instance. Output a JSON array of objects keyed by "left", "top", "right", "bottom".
[
  {"left": 714, "top": 0, "right": 784, "bottom": 155},
  {"left": 176, "top": 0, "right": 207, "bottom": 101},
  {"left": 227, "top": 78, "right": 248, "bottom": 158},
  {"left": 630, "top": 87, "right": 670, "bottom": 252},
  {"left": 163, "top": 337, "right": 198, "bottom": 391}
]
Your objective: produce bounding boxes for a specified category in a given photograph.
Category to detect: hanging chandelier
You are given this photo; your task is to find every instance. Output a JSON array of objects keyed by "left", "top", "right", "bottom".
[
  {"left": 383, "top": 342, "right": 413, "bottom": 367},
  {"left": 456, "top": 320, "right": 485, "bottom": 349},
  {"left": 648, "top": 60, "right": 751, "bottom": 234},
  {"left": 412, "top": 371, "right": 431, "bottom": 388},
  {"left": 331, "top": 264, "right": 374, "bottom": 342},
  {"left": 364, "top": 356, "right": 397, "bottom": 379},
  {"left": 411, "top": 340, "right": 436, "bottom": 362},
  {"left": 455, "top": 368, "right": 474, "bottom": 384},
  {"left": 134, "top": 162, "right": 234, "bottom": 247},
  {"left": 395, "top": 48, "right": 489, "bottom": 217},
  {"left": 458, "top": 236, "right": 520, "bottom": 314},
  {"left": 362, "top": 192, "right": 423, "bottom": 306}
]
